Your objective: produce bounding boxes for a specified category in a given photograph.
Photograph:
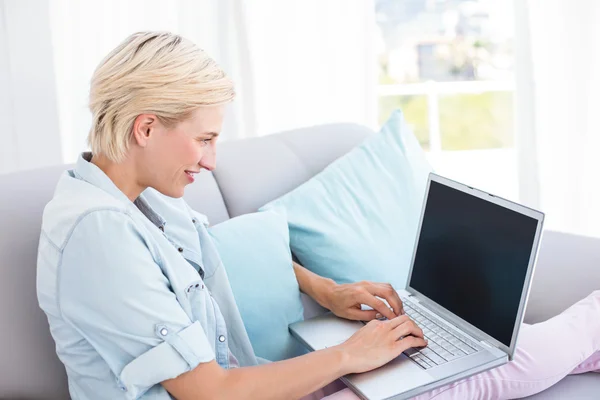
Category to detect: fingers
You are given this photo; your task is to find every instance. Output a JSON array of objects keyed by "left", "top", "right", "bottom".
[
  {"left": 391, "top": 316, "right": 424, "bottom": 339},
  {"left": 395, "top": 335, "right": 428, "bottom": 352},
  {"left": 366, "top": 282, "right": 404, "bottom": 316},
  {"left": 358, "top": 291, "right": 396, "bottom": 320},
  {"left": 386, "top": 314, "right": 412, "bottom": 329},
  {"left": 344, "top": 308, "right": 380, "bottom": 321}
]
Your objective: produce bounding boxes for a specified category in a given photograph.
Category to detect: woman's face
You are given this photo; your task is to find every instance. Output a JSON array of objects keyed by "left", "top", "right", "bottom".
[{"left": 137, "top": 106, "right": 224, "bottom": 198}]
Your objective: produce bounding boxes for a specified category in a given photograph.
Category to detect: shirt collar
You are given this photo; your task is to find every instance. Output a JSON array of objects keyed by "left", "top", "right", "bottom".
[{"left": 73, "top": 152, "right": 166, "bottom": 229}]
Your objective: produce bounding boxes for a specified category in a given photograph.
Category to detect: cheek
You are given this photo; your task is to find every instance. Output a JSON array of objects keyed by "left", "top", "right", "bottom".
[
  {"left": 189, "top": 144, "right": 206, "bottom": 162},
  {"left": 174, "top": 139, "right": 202, "bottom": 165}
]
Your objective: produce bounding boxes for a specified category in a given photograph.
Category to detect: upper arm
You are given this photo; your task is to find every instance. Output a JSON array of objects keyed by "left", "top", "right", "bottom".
[{"left": 59, "top": 210, "right": 217, "bottom": 398}]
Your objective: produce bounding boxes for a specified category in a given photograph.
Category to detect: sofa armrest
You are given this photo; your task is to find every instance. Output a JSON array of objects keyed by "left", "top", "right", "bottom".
[{"left": 524, "top": 230, "right": 600, "bottom": 324}]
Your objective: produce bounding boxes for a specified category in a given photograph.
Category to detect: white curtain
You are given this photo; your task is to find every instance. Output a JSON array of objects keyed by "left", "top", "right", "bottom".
[
  {"left": 0, "top": 0, "right": 377, "bottom": 173},
  {"left": 0, "top": 0, "right": 376, "bottom": 170},
  {"left": 242, "top": 0, "right": 377, "bottom": 136},
  {"left": 0, "top": 0, "right": 62, "bottom": 175},
  {"left": 49, "top": 0, "right": 253, "bottom": 163},
  {"left": 526, "top": 0, "right": 600, "bottom": 237}
]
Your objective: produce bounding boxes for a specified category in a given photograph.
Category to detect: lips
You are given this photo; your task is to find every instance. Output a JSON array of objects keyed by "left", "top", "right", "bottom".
[{"left": 184, "top": 170, "right": 198, "bottom": 182}]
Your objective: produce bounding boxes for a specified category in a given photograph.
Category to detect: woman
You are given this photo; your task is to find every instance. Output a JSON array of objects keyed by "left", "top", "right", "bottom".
[{"left": 36, "top": 31, "right": 599, "bottom": 400}]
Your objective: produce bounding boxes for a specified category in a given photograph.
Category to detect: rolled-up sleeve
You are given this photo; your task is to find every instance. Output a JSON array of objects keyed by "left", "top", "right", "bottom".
[{"left": 58, "top": 210, "right": 214, "bottom": 399}]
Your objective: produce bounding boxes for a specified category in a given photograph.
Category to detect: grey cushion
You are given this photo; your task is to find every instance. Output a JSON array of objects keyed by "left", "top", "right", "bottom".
[
  {"left": 524, "top": 373, "right": 600, "bottom": 399},
  {"left": 213, "top": 123, "right": 372, "bottom": 217},
  {"left": 182, "top": 170, "right": 230, "bottom": 225},
  {"left": 525, "top": 230, "right": 600, "bottom": 324}
]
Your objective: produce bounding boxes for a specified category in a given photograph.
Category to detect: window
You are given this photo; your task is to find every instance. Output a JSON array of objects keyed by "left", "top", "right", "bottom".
[{"left": 375, "top": 0, "right": 518, "bottom": 200}]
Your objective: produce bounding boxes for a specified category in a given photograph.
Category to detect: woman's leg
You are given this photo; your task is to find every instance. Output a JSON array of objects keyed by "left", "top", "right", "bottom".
[
  {"left": 569, "top": 350, "right": 600, "bottom": 374},
  {"left": 322, "top": 290, "right": 600, "bottom": 400},
  {"left": 319, "top": 387, "right": 360, "bottom": 399}
]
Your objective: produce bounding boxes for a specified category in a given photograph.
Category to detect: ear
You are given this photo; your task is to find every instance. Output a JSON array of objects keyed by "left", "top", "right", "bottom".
[{"left": 131, "top": 114, "right": 158, "bottom": 148}]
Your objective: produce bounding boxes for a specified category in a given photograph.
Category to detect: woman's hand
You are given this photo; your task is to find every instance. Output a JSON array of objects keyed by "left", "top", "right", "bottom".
[
  {"left": 324, "top": 281, "right": 404, "bottom": 321},
  {"left": 337, "top": 315, "right": 427, "bottom": 374}
]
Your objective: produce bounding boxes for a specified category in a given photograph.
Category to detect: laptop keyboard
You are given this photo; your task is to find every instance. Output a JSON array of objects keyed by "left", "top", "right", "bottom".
[{"left": 401, "top": 297, "right": 481, "bottom": 370}]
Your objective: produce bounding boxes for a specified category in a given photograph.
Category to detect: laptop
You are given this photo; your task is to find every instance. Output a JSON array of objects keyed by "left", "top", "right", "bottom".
[{"left": 289, "top": 173, "right": 544, "bottom": 400}]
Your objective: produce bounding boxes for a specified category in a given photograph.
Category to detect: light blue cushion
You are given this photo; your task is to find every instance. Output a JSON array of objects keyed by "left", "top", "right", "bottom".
[
  {"left": 208, "top": 209, "right": 305, "bottom": 362},
  {"left": 260, "top": 110, "right": 432, "bottom": 290}
]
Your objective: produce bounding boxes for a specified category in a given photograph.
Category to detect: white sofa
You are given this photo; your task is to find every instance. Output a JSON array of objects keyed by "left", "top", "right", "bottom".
[{"left": 0, "top": 123, "right": 598, "bottom": 399}]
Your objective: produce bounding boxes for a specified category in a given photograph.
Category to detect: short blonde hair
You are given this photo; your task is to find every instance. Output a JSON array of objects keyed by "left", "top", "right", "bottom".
[{"left": 88, "top": 31, "right": 234, "bottom": 162}]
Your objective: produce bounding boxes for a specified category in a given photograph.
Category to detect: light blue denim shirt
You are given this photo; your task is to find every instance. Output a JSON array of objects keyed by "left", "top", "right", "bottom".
[{"left": 37, "top": 153, "right": 259, "bottom": 399}]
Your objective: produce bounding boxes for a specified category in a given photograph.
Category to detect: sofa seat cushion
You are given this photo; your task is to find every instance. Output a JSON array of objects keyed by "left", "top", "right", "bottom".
[{"left": 524, "top": 373, "right": 600, "bottom": 399}]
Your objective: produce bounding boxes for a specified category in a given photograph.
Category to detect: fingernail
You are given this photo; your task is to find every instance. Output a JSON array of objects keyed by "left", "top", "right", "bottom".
[{"left": 375, "top": 313, "right": 383, "bottom": 319}]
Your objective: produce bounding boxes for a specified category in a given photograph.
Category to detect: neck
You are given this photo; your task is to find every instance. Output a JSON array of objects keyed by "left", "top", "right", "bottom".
[{"left": 90, "top": 153, "right": 146, "bottom": 202}]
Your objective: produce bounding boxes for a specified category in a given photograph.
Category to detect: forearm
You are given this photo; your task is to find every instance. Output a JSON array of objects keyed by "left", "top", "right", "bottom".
[
  {"left": 222, "top": 345, "right": 348, "bottom": 400},
  {"left": 292, "top": 261, "right": 336, "bottom": 308}
]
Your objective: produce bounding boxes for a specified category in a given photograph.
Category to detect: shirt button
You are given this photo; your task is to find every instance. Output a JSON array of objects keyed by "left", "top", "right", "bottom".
[
  {"left": 178, "top": 247, "right": 184, "bottom": 252},
  {"left": 159, "top": 226, "right": 164, "bottom": 232},
  {"left": 119, "top": 385, "right": 127, "bottom": 392},
  {"left": 219, "top": 335, "right": 226, "bottom": 343},
  {"left": 192, "top": 219, "right": 196, "bottom": 223},
  {"left": 160, "top": 328, "right": 169, "bottom": 336}
]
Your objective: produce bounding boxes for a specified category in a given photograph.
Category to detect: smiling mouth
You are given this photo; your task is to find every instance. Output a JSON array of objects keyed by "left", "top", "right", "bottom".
[{"left": 185, "top": 170, "right": 199, "bottom": 181}]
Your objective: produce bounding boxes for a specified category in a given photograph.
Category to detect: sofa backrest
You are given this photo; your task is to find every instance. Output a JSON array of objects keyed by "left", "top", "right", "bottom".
[
  {"left": 213, "top": 123, "right": 372, "bottom": 217},
  {"left": 0, "top": 123, "right": 372, "bottom": 399},
  {"left": 0, "top": 165, "right": 71, "bottom": 399}
]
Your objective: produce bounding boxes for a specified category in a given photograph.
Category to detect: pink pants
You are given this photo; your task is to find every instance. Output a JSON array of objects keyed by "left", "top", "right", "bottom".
[{"left": 308, "top": 290, "right": 600, "bottom": 400}]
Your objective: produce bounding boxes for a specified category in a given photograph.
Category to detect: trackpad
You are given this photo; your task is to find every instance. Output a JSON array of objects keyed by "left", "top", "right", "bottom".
[
  {"left": 290, "top": 313, "right": 363, "bottom": 351},
  {"left": 347, "top": 354, "right": 433, "bottom": 400}
]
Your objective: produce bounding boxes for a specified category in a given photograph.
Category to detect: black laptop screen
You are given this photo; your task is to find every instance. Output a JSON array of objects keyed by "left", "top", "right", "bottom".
[{"left": 408, "top": 180, "right": 539, "bottom": 347}]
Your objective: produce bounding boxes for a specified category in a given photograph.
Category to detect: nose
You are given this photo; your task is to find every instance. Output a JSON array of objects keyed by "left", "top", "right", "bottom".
[{"left": 199, "top": 147, "right": 216, "bottom": 171}]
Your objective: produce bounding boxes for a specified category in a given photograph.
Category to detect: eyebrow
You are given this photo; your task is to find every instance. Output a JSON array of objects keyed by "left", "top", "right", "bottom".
[{"left": 205, "top": 132, "right": 220, "bottom": 137}]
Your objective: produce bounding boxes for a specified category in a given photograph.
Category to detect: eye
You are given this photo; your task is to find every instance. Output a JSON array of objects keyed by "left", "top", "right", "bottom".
[{"left": 197, "top": 138, "right": 212, "bottom": 146}]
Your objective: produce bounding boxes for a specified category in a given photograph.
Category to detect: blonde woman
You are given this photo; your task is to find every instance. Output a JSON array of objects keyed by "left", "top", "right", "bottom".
[{"left": 37, "top": 32, "right": 599, "bottom": 400}]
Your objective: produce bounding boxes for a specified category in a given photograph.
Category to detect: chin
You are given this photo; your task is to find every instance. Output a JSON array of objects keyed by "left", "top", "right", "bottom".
[
  {"left": 170, "top": 188, "right": 186, "bottom": 199},
  {"left": 155, "top": 186, "right": 186, "bottom": 199}
]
